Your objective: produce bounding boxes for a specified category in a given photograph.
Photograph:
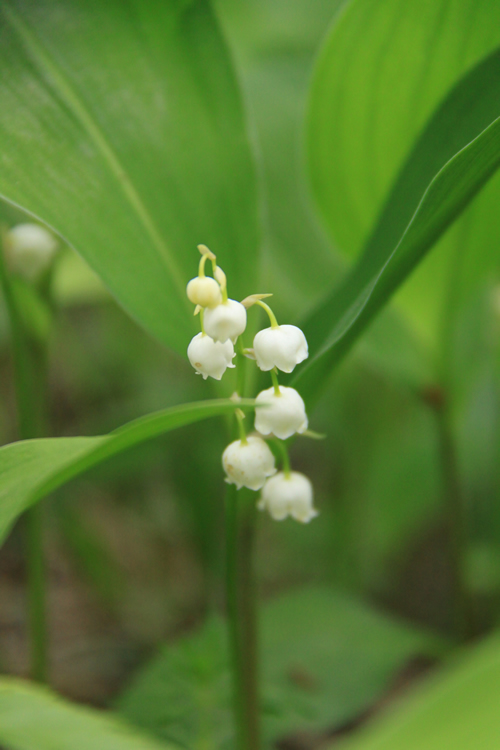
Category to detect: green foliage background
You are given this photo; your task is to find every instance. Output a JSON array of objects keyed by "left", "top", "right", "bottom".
[{"left": 0, "top": 0, "right": 500, "bottom": 748}]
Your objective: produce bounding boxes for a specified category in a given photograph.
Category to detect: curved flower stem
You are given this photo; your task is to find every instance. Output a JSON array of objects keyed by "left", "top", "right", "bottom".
[
  {"left": 0, "top": 233, "right": 49, "bottom": 682},
  {"left": 225, "top": 485, "right": 260, "bottom": 750},
  {"left": 254, "top": 299, "right": 278, "bottom": 328},
  {"left": 272, "top": 439, "right": 291, "bottom": 478}
]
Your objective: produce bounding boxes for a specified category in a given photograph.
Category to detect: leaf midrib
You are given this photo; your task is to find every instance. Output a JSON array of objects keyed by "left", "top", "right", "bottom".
[{"left": 2, "top": 2, "right": 186, "bottom": 299}]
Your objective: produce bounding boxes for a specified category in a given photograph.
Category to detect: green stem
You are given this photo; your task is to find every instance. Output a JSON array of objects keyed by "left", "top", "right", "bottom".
[
  {"left": 432, "top": 214, "right": 471, "bottom": 642},
  {"left": 0, "top": 234, "right": 49, "bottom": 682},
  {"left": 24, "top": 503, "right": 48, "bottom": 681},
  {"left": 225, "top": 485, "right": 260, "bottom": 750},
  {"left": 254, "top": 299, "right": 278, "bottom": 328},
  {"left": 270, "top": 368, "right": 280, "bottom": 397},
  {"left": 236, "top": 410, "right": 248, "bottom": 444},
  {"left": 433, "top": 399, "right": 470, "bottom": 641},
  {"left": 272, "top": 439, "right": 291, "bottom": 477},
  {"left": 236, "top": 338, "right": 247, "bottom": 398}
]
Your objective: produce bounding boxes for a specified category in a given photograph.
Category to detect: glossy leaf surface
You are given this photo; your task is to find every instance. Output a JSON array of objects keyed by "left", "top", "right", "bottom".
[
  {"left": 337, "top": 633, "right": 500, "bottom": 750},
  {"left": 0, "top": 0, "right": 259, "bottom": 353},
  {"left": 0, "top": 398, "right": 254, "bottom": 545},
  {"left": 0, "top": 678, "right": 177, "bottom": 750},
  {"left": 309, "top": 0, "right": 500, "bottom": 341},
  {"left": 294, "top": 57, "right": 500, "bottom": 397}
]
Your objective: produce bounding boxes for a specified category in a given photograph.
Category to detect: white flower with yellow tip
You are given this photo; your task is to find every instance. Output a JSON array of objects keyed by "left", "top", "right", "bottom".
[
  {"left": 187, "top": 332, "right": 235, "bottom": 380},
  {"left": 222, "top": 436, "right": 276, "bottom": 490}
]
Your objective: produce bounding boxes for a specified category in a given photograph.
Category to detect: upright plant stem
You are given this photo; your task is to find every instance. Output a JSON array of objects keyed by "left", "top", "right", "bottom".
[
  {"left": 225, "top": 485, "right": 260, "bottom": 750},
  {"left": 433, "top": 399, "right": 469, "bottom": 642},
  {"left": 0, "top": 240, "right": 49, "bottom": 681},
  {"left": 432, "top": 216, "right": 471, "bottom": 642}
]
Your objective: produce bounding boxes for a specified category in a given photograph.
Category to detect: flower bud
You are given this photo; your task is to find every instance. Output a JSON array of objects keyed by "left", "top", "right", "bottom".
[
  {"left": 186, "top": 276, "right": 222, "bottom": 308},
  {"left": 187, "top": 332, "right": 235, "bottom": 380},
  {"left": 258, "top": 472, "right": 317, "bottom": 523},
  {"left": 222, "top": 436, "right": 276, "bottom": 490},
  {"left": 253, "top": 324, "right": 308, "bottom": 373},
  {"left": 204, "top": 299, "right": 247, "bottom": 343},
  {"left": 5, "top": 223, "right": 58, "bottom": 281},
  {"left": 255, "top": 386, "right": 308, "bottom": 440}
]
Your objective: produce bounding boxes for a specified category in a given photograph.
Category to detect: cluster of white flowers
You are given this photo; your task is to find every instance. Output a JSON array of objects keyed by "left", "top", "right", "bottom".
[{"left": 186, "top": 245, "right": 318, "bottom": 524}]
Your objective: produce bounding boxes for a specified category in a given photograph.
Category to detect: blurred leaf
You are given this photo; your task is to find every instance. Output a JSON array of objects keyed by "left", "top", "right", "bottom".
[
  {"left": 117, "top": 586, "right": 443, "bottom": 749},
  {"left": 0, "top": 677, "right": 178, "bottom": 750},
  {"left": 309, "top": 0, "right": 500, "bottom": 342},
  {"left": 0, "top": 0, "right": 259, "bottom": 353},
  {"left": 0, "top": 398, "right": 255, "bottom": 545},
  {"left": 215, "top": 0, "right": 343, "bottom": 318},
  {"left": 294, "top": 85, "right": 500, "bottom": 399},
  {"left": 334, "top": 632, "right": 500, "bottom": 750},
  {"left": 51, "top": 250, "right": 109, "bottom": 307}
]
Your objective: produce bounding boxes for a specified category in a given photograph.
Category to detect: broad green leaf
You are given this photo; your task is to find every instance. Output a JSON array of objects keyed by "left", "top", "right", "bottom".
[
  {"left": 309, "top": 0, "right": 500, "bottom": 260},
  {"left": 117, "top": 586, "right": 443, "bottom": 749},
  {"left": 0, "top": 398, "right": 255, "bottom": 545},
  {"left": 335, "top": 632, "right": 500, "bottom": 750},
  {"left": 0, "top": 677, "right": 177, "bottom": 750},
  {"left": 0, "top": 0, "right": 259, "bottom": 353},
  {"left": 293, "top": 79, "right": 500, "bottom": 397},
  {"left": 309, "top": 0, "right": 500, "bottom": 342}
]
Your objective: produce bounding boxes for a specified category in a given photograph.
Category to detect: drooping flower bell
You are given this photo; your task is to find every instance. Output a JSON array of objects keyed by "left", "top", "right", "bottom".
[
  {"left": 5, "top": 223, "right": 59, "bottom": 281},
  {"left": 253, "top": 324, "right": 308, "bottom": 373},
  {"left": 258, "top": 471, "right": 318, "bottom": 523},
  {"left": 222, "top": 436, "right": 276, "bottom": 490},
  {"left": 204, "top": 299, "right": 247, "bottom": 344},
  {"left": 255, "top": 386, "right": 308, "bottom": 440},
  {"left": 187, "top": 332, "right": 235, "bottom": 380}
]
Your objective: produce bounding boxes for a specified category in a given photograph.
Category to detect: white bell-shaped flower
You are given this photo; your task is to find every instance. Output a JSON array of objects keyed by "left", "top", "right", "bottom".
[
  {"left": 258, "top": 471, "right": 318, "bottom": 523},
  {"left": 187, "top": 332, "right": 235, "bottom": 380},
  {"left": 5, "top": 223, "right": 58, "bottom": 281},
  {"left": 255, "top": 386, "right": 308, "bottom": 440},
  {"left": 253, "top": 324, "right": 308, "bottom": 373},
  {"left": 222, "top": 436, "right": 277, "bottom": 490},
  {"left": 186, "top": 276, "right": 222, "bottom": 308},
  {"left": 204, "top": 299, "right": 247, "bottom": 343}
]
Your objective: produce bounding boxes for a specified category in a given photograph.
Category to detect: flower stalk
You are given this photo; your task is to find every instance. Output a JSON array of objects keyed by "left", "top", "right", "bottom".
[
  {"left": 184, "top": 244, "right": 318, "bottom": 748},
  {"left": 0, "top": 226, "right": 51, "bottom": 683}
]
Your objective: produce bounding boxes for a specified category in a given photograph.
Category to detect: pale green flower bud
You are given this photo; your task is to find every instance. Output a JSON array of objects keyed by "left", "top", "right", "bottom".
[{"left": 186, "top": 276, "right": 222, "bottom": 308}]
